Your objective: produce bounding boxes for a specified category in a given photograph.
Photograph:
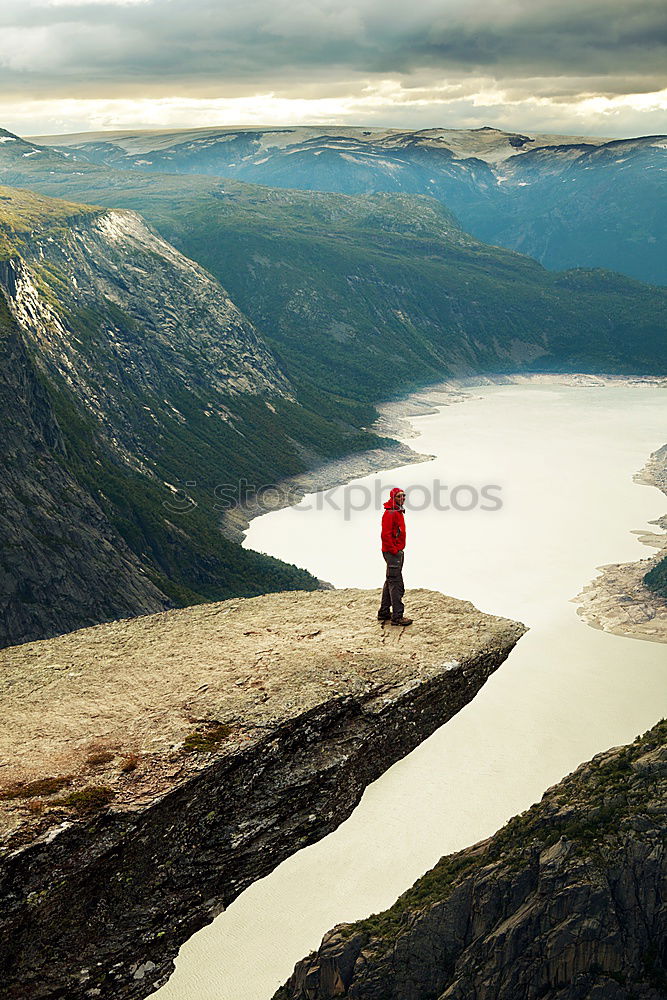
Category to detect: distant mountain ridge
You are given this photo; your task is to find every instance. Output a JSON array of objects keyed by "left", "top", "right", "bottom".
[
  {"left": 28, "top": 124, "right": 615, "bottom": 165},
  {"left": 28, "top": 125, "right": 667, "bottom": 285}
]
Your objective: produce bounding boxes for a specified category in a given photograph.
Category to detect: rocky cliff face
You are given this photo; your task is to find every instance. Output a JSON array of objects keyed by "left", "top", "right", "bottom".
[
  {"left": 0, "top": 187, "right": 290, "bottom": 474},
  {"left": 0, "top": 293, "right": 170, "bottom": 644},
  {"left": 277, "top": 719, "right": 667, "bottom": 1000},
  {"left": 0, "top": 186, "right": 329, "bottom": 647},
  {"left": 0, "top": 588, "right": 524, "bottom": 1000}
]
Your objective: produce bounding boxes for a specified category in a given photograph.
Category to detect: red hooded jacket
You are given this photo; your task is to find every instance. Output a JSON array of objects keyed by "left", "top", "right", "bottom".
[{"left": 381, "top": 487, "right": 406, "bottom": 554}]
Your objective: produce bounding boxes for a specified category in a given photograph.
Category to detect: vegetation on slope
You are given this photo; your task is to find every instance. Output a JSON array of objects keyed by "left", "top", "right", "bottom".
[
  {"left": 276, "top": 719, "right": 667, "bottom": 999},
  {"left": 0, "top": 185, "right": 102, "bottom": 259},
  {"left": 176, "top": 192, "right": 666, "bottom": 396},
  {"left": 40, "top": 372, "right": 322, "bottom": 604},
  {"left": 1, "top": 147, "right": 665, "bottom": 404},
  {"left": 0, "top": 293, "right": 167, "bottom": 645},
  {"left": 0, "top": 188, "right": 344, "bottom": 643},
  {"left": 644, "top": 556, "right": 667, "bottom": 598}
]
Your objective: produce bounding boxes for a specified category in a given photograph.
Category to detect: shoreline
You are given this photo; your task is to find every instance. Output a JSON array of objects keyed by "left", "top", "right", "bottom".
[
  {"left": 219, "top": 439, "right": 436, "bottom": 547},
  {"left": 228, "top": 371, "right": 667, "bottom": 641},
  {"left": 223, "top": 371, "right": 667, "bottom": 532},
  {"left": 573, "top": 443, "right": 667, "bottom": 643},
  {"left": 371, "top": 371, "right": 667, "bottom": 439}
]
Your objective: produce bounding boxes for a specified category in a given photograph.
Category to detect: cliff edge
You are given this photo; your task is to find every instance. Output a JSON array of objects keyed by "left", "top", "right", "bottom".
[{"left": 0, "top": 588, "right": 525, "bottom": 999}]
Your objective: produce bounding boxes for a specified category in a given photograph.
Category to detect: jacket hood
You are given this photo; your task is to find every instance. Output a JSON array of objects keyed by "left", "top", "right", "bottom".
[{"left": 384, "top": 487, "right": 405, "bottom": 510}]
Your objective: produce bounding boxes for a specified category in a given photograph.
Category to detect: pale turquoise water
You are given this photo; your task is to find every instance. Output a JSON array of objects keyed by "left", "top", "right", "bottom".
[{"left": 153, "top": 383, "right": 666, "bottom": 1000}]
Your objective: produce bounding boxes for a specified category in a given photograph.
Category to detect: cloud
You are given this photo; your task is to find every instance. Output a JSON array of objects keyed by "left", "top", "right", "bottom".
[
  {"left": 45, "top": 0, "right": 150, "bottom": 7},
  {"left": 4, "top": 0, "right": 666, "bottom": 84},
  {"left": 0, "top": 0, "right": 665, "bottom": 135}
]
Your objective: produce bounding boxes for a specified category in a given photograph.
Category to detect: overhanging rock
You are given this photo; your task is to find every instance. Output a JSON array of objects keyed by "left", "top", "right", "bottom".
[{"left": 0, "top": 588, "right": 525, "bottom": 999}]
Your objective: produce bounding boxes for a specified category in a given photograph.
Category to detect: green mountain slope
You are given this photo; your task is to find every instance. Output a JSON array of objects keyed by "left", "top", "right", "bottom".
[
  {"left": 161, "top": 186, "right": 667, "bottom": 396},
  {"left": 0, "top": 186, "right": 339, "bottom": 646},
  {"left": 0, "top": 292, "right": 170, "bottom": 644},
  {"left": 28, "top": 125, "right": 667, "bottom": 285},
  {"left": 0, "top": 138, "right": 665, "bottom": 406}
]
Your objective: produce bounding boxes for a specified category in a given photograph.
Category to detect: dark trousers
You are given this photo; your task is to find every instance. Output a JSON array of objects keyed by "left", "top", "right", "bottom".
[{"left": 379, "top": 550, "right": 405, "bottom": 621}]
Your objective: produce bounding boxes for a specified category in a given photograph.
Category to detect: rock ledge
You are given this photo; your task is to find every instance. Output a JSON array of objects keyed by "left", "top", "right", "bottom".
[{"left": 0, "top": 588, "right": 524, "bottom": 999}]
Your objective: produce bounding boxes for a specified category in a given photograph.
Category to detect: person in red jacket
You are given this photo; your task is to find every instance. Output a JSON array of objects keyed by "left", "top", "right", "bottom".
[{"left": 378, "top": 486, "right": 413, "bottom": 626}]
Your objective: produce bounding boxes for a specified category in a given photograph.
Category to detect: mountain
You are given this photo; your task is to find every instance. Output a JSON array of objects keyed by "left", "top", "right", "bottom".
[
  {"left": 0, "top": 291, "right": 169, "bottom": 644},
  {"left": 0, "top": 184, "right": 348, "bottom": 646},
  {"left": 29, "top": 125, "right": 667, "bottom": 285},
  {"left": 1, "top": 138, "right": 665, "bottom": 643},
  {"left": 28, "top": 124, "right": 614, "bottom": 166},
  {"left": 479, "top": 137, "right": 667, "bottom": 285},
  {"left": 1, "top": 134, "right": 666, "bottom": 409},
  {"left": 276, "top": 719, "right": 667, "bottom": 1000}
]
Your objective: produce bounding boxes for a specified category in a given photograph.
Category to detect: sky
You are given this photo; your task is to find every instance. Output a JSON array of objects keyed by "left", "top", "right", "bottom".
[{"left": 0, "top": 0, "right": 666, "bottom": 138}]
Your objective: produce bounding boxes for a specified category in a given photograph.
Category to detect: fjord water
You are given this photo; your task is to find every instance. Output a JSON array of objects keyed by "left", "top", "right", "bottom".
[{"left": 154, "top": 383, "right": 666, "bottom": 1000}]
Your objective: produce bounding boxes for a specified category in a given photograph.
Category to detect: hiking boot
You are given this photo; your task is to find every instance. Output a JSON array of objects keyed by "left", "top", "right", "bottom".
[
  {"left": 377, "top": 613, "right": 391, "bottom": 622},
  {"left": 391, "top": 617, "right": 413, "bottom": 626}
]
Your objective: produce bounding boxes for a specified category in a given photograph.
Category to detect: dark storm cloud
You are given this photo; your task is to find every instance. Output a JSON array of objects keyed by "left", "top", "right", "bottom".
[{"left": 1, "top": 0, "right": 666, "bottom": 99}]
